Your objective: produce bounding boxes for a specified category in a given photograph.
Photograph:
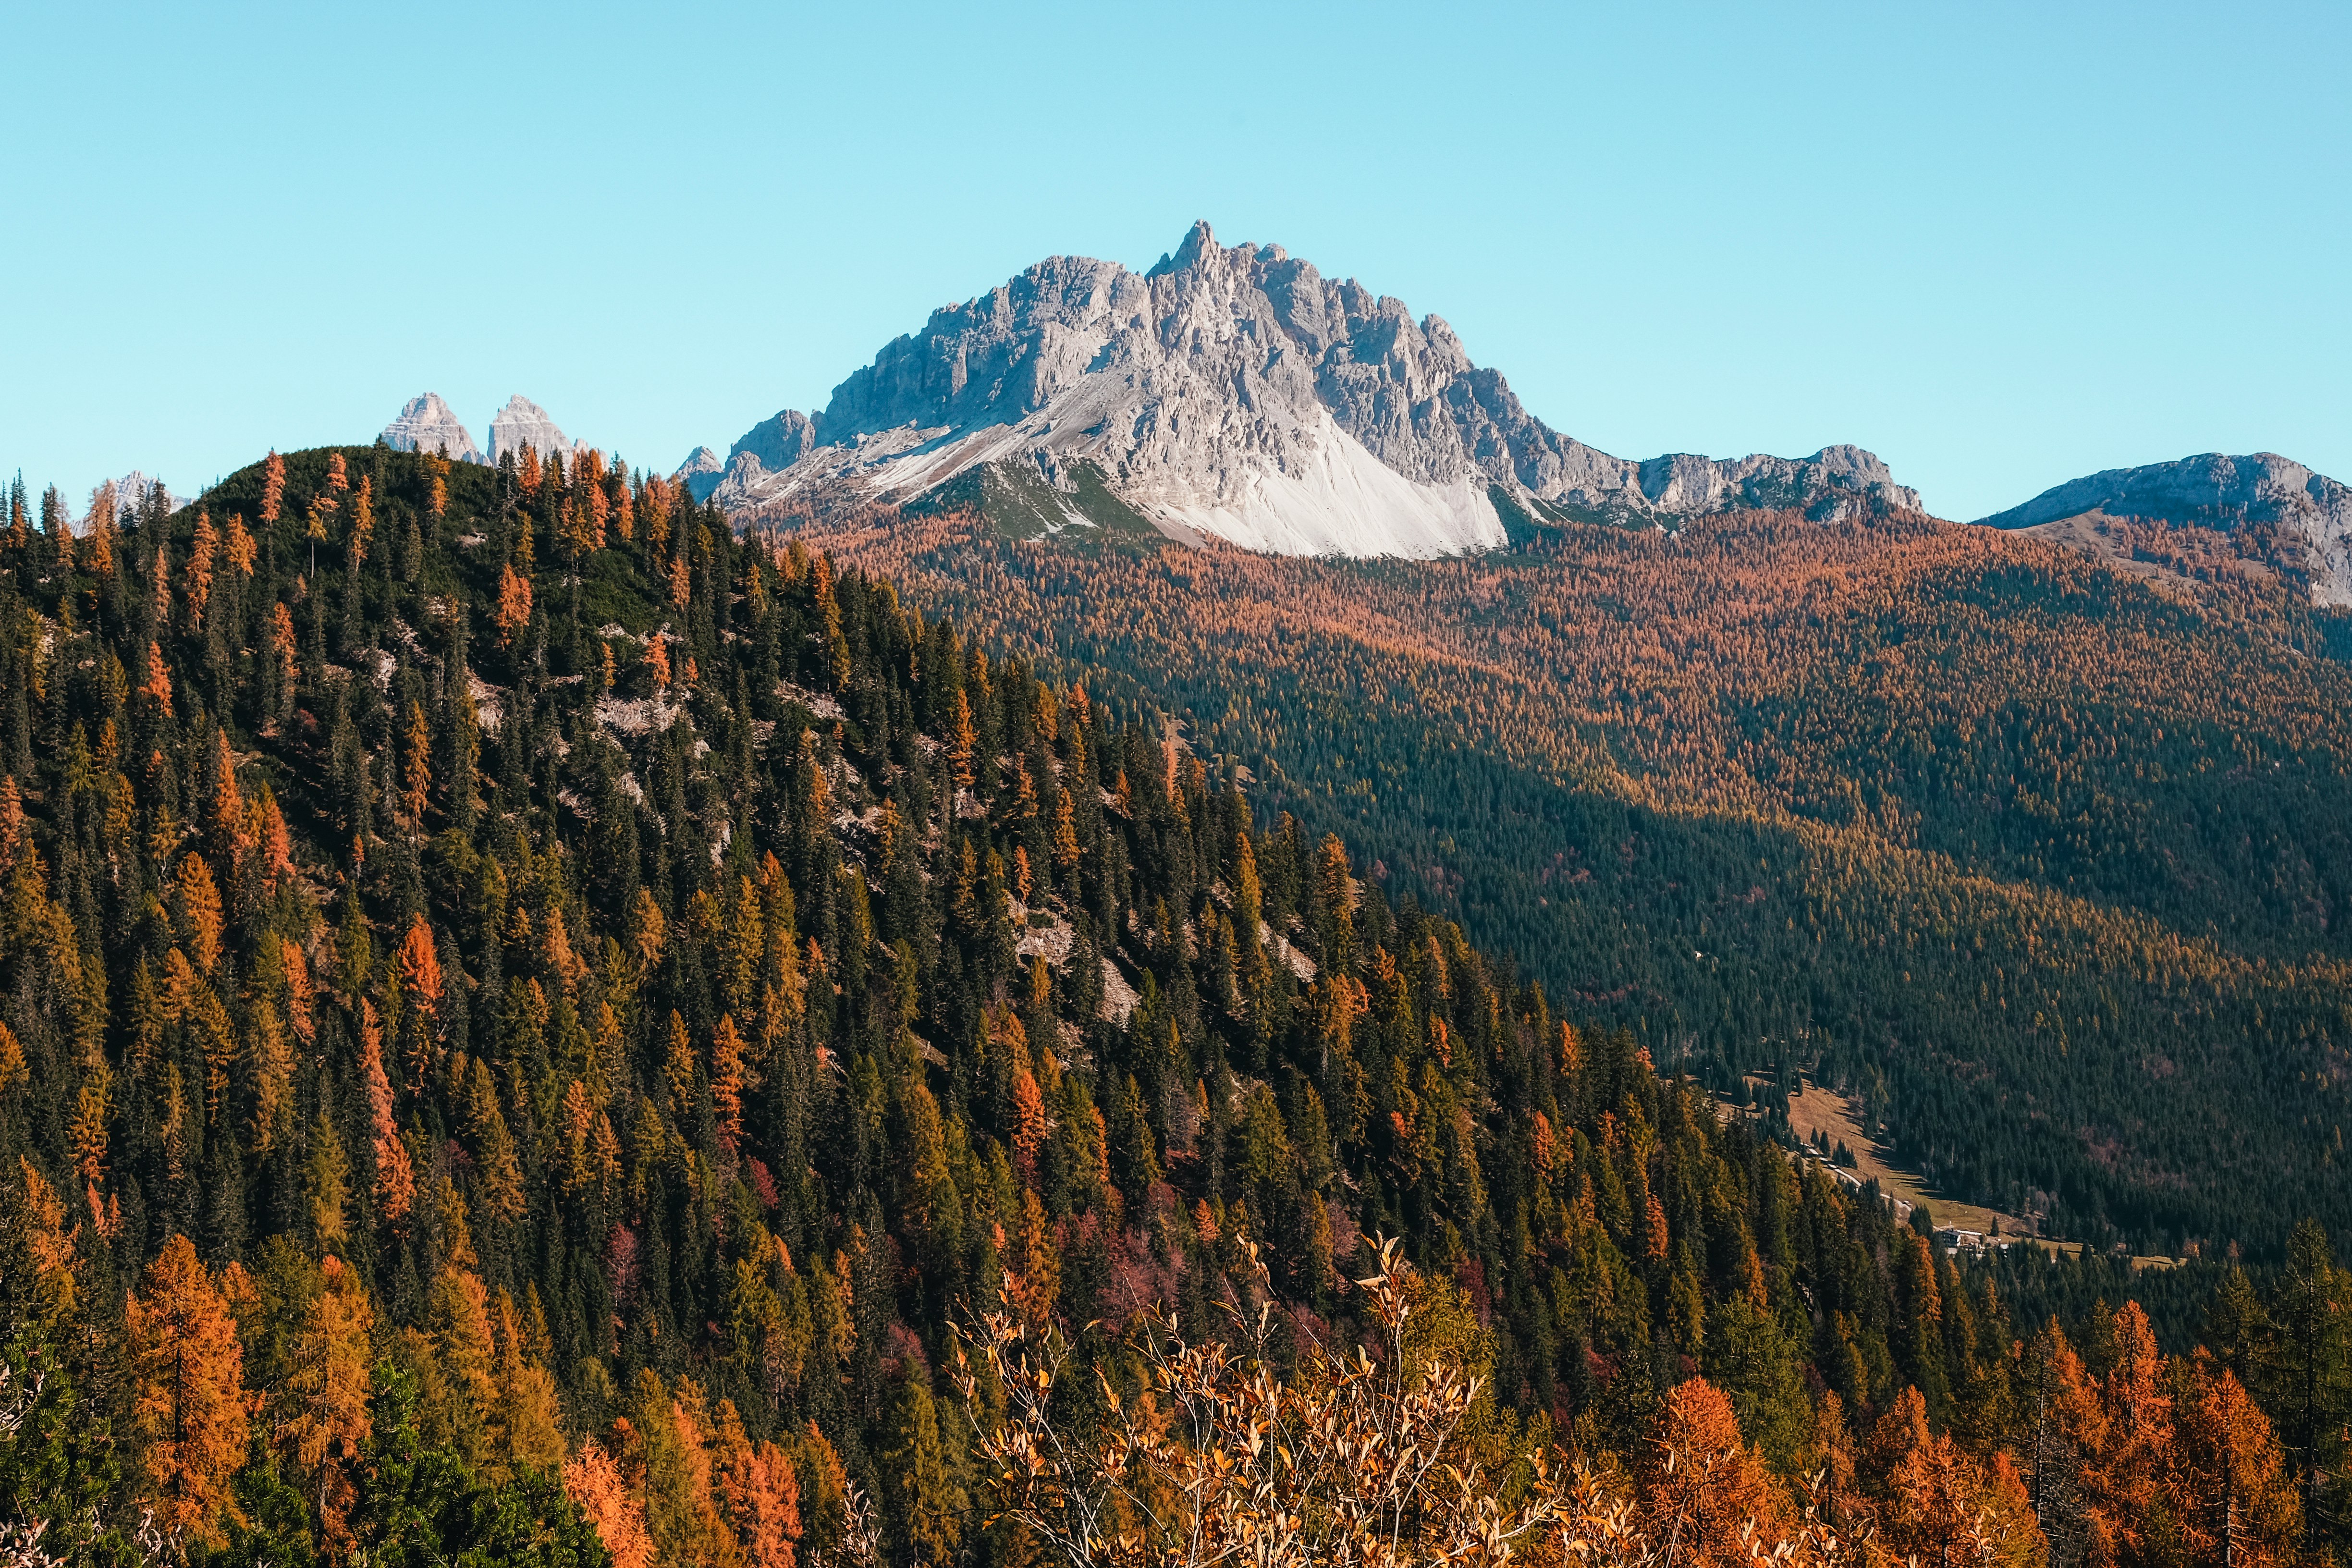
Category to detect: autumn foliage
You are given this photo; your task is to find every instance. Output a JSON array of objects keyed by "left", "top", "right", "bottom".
[{"left": 1, "top": 446, "right": 2346, "bottom": 1568}]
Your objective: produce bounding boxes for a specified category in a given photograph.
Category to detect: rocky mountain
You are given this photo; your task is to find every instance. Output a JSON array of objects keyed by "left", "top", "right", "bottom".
[
  {"left": 380, "top": 392, "right": 486, "bottom": 464},
  {"left": 1976, "top": 452, "right": 2352, "bottom": 607},
  {"left": 81, "top": 471, "right": 185, "bottom": 528},
  {"left": 702, "top": 221, "right": 1921, "bottom": 557},
  {"left": 676, "top": 445, "right": 726, "bottom": 501},
  {"left": 113, "top": 471, "right": 185, "bottom": 515},
  {"left": 487, "top": 394, "right": 573, "bottom": 464}
]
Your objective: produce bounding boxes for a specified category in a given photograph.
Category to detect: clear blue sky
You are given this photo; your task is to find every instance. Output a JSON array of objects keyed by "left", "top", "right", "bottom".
[{"left": 6, "top": 1, "right": 2346, "bottom": 522}]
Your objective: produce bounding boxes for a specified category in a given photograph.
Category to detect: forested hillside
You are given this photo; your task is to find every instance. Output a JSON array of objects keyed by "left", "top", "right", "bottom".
[
  {"left": 780, "top": 504, "right": 2352, "bottom": 1262},
  {"left": 0, "top": 451, "right": 2346, "bottom": 1567}
]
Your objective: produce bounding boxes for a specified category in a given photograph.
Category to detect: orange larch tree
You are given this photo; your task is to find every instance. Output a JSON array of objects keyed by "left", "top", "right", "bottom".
[
  {"left": 126, "top": 1235, "right": 251, "bottom": 1553},
  {"left": 281, "top": 1254, "right": 376, "bottom": 1555},
  {"left": 495, "top": 564, "right": 532, "bottom": 647},
  {"left": 1640, "top": 1377, "right": 1793, "bottom": 1568},
  {"left": 358, "top": 998, "right": 414, "bottom": 1229},
  {"left": 565, "top": 1440, "right": 654, "bottom": 1568}
]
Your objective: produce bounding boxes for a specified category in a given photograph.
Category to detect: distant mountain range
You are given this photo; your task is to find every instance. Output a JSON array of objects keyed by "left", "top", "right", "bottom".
[
  {"left": 1976, "top": 452, "right": 2352, "bottom": 606},
  {"left": 685, "top": 222, "right": 1923, "bottom": 556},
  {"left": 379, "top": 392, "right": 588, "bottom": 467},
  {"left": 368, "top": 221, "right": 2350, "bottom": 602}
]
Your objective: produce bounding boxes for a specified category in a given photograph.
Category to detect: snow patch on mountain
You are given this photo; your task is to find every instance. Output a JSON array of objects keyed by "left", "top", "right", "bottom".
[
  {"left": 707, "top": 222, "right": 1918, "bottom": 558},
  {"left": 1149, "top": 408, "right": 1504, "bottom": 556}
]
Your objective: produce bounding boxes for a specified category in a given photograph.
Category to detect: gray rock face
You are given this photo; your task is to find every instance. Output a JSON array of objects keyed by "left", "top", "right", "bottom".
[
  {"left": 1977, "top": 453, "right": 2352, "bottom": 607},
  {"left": 115, "top": 472, "right": 185, "bottom": 519},
  {"left": 381, "top": 393, "right": 485, "bottom": 464},
  {"left": 731, "top": 410, "right": 818, "bottom": 473},
  {"left": 675, "top": 447, "right": 727, "bottom": 502},
  {"left": 487, "top": 396, "right": 572, "bottom": 464},
  {"left": 710, "top": 221, "right": 1919, "bottom": 557},
  {"left": 86, "top": 472, "right": 184, "bottom": 531}
]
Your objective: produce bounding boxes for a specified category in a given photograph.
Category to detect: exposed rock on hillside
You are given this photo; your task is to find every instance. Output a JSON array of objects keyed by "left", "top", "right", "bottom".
[
  {"left": 675, "top": 446, "right": 725, "bottom": 501},
  {"left": 1977, "top": 452, "right": 2352, "bottom": 606},
  {"left": 105, "top": 471, "right": 185, "bottom": 521}
]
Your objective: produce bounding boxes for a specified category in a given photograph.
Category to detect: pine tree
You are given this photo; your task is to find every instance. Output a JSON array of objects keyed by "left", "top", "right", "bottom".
[
  {"left": 2266, "top": 1219, "right": 2349, "bottom": 1550},
  {"left": 883, "top": 1367, "right": 964, "bottom": 1568}
]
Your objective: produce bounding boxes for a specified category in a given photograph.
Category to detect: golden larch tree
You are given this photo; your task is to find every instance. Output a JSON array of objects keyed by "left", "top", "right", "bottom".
[
  {"left": 495, "top": 564, "right": 533, "bottom": 646},
  {"left": 85, "top": 481, "right": 116, "bottom": 576},
  {"left": 401, "top": 700, "right": 431, "bottom": 827},
  {"left": 127, "top": 1234, "right": 251, "bottom": 1553},
  {"left": 358, "top": 998, "right": 414, "bottom": 1228},
  {"left": 565, "top": 1440, "right": 654, "bottom": 1568},
  {"left": 176, "top": 854, "right": 224, "bottom": 973},
  {"left": 281, "top": 1254, "right": 375, "bottom": 1555}
]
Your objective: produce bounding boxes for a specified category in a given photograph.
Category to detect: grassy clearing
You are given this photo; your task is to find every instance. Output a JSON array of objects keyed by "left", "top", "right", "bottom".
[{"left": 1779, "top": 1082, "right": 2038, "bottom": 1240}]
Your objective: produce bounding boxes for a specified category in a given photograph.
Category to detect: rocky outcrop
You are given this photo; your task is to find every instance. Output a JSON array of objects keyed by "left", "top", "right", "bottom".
[
  {"left": 119, "top": 472, "right": 185, "bottom": 518},
  {"left": 1977, "top": 453, "right": 2352, "bottom": 607},
  {"left": 381, "top": 393, "right": 485, "bottom": 464},
  {"left": 487, "top": 396, "right": 572, "bottom": 464},
  {"left": 90, "top": 472, "right": 185, "bottom": 528},
  {"left": 731, "top": 410, "right": 818, "bottom": 473},
  {"left": 675, "top": 446, "right": 726, "bottom": 502},
  {"left": 709, "top": 221, "right": 1919, "bottom": 557}
]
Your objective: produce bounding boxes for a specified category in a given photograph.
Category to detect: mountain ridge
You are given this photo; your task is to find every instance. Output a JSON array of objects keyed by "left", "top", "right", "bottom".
[
  {"left": 696, "top": 221, "right": 1923, "bottom": 555},
  {"left": 1976, "top": 450, "right": 2352, "bottom": 605},
  {"left": 378, "top": 392, "right": 595, "bottom": 468}
]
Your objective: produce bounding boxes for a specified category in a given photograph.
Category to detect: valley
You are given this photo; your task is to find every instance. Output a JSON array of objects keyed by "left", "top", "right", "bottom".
[{"left": 774, "top": 500, "right": 2352, "bottom": 1260}]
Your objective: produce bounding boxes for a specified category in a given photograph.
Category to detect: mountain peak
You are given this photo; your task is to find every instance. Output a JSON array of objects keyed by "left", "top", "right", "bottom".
[
  {"left": 675, "top": 445, "right": 727, "bottom": 502},
  {"left": 381, "top": 392, "right": 485, "bottom": 464},
  {"left": 1977, "top": 451, "right": 2352, "bottom": 605},
  {"left": 488, "top": 396, "right": 572, "bottom": 464},
  {"left": 1148, "top": 219, "right": 1219, "bottom": 279},
  {"left": 704, "top": 225, "right": 1921, "bottom": 555}
]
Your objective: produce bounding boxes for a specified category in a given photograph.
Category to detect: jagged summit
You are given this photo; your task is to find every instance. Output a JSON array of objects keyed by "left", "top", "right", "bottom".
[
  {"left": 703, "top": 221, "right": 1921, "bottom": 557},
  {"left": 79, "top": 471, "right": 184, "bottom": 528},
  {"left": 380, "top": 392, "right": 485, "bottom": 464},
  {"left": 380, "top": 393, "right": 602, "bottom": 468},
  {"left": 676, "top": 446, "right": 726, "bottom": 501},
  {"left": 487, "top": 395, "right": 572, "bottom": 464},
  {"left": 1978, "top": 451, "right": 2352, "bottom": 606}
]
